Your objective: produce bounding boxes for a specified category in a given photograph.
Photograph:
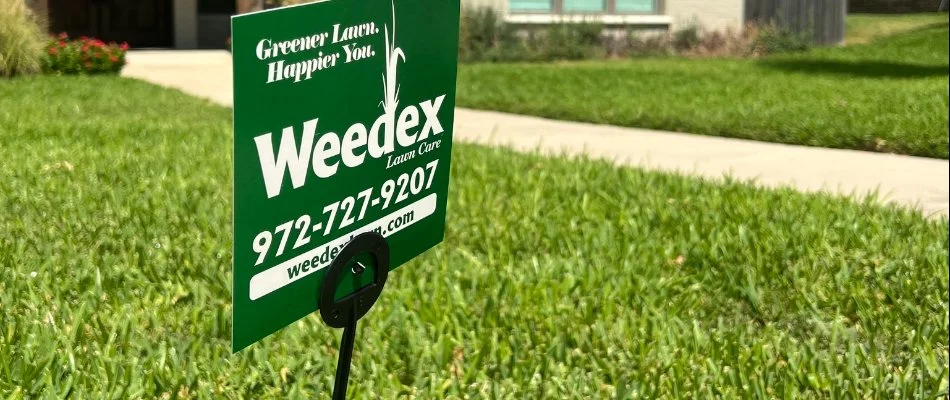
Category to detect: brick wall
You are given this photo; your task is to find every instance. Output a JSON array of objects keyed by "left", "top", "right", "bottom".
[{"left": 849, "top": 0, "right": 942, "bottom": 13}]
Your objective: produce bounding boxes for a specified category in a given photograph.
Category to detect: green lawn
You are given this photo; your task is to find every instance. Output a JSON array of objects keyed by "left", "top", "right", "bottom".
[
  {"left": 457, "top": 20, "right": 950, "bottom": 159},
  {"left": 847, "top": 13, "right": 950, "bottom": 44},
  {"left": 1, "top": 76, "right": 948, "bottom": 398}
]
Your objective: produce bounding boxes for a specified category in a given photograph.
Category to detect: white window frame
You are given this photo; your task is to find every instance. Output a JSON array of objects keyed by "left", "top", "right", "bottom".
[{"left": 508, "top": 0, "right": 665, "bottom": 15}]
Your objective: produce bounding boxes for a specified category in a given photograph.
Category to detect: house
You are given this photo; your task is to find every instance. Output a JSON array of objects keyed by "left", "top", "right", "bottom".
[
  {"left": 472, "top": 0, "right": 745, "bottom": 34},
  {"left": 25, "top": 0, "right": 265, "bottom": 49},
  {"left": 25, "top": 0, "right": 839, "bottom": 49},
  {"left": 475, "top": 0, "right": 848, "bottom": 45}
]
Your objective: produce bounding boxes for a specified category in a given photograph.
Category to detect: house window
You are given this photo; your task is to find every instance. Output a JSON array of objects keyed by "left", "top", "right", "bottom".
[
  {"left": 615, "top": 0, "right": 655, "bottom": 12},
  {"left": 509, "top": 0, "right": 553, "bottom": 12},
  {"left": 564, "top": 0, "right": 605, "bottom": 12},
  {"left": 509, "top": 0, "right": 657, "bottom": 13}
]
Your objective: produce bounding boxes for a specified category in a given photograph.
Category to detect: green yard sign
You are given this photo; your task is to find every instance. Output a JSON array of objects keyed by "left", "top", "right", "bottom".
[{"left": 231, "top": 0, "right": 459, "bottom": 352}]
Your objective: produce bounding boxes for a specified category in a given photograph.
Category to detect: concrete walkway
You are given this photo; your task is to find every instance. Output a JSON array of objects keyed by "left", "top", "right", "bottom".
[{"left": 123, "top": 50, "right": 949, "bottom": 217}]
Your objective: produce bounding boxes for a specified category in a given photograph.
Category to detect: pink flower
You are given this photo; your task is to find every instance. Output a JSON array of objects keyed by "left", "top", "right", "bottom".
[
  {"left": 109, "top": 56, "right": 118, "bottom": 62},
  {"left": 119, "top": 42, "right": 130, "bottom": 51},
  {"left": 58, "top": 32, "right": 68, "bottom": 40},
  {"left": 48, "top": 47, "right": 58, "bottom": 55}
]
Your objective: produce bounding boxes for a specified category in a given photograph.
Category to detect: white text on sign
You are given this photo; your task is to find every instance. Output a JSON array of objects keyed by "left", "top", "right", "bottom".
[
  {"left": 251, "top": 160, "right": 439, "bottom": 266},
  {"left": 254, "top": 95, "right": 446, "bottom": 199},
  {"left": 248, "top": 193, "right": 438, "bottom": 300}
]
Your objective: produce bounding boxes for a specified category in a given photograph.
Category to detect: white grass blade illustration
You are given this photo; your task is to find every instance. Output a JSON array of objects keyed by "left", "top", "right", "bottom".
[{"left": 379, "top": 0, "right": 405, "bottom": 115}]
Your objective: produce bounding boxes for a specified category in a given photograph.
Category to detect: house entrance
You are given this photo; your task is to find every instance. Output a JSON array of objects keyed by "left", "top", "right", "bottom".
[{"left": 49, "top": 0, "right": 173, "bottom": 47}]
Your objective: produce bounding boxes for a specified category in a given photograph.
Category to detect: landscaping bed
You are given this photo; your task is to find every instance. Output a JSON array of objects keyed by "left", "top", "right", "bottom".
[
  {"left": 1, "top": 76, "right": 947, "bottom": 398},
  {"left": 1, "top": 0, "right": 127, "bottom": 77}
]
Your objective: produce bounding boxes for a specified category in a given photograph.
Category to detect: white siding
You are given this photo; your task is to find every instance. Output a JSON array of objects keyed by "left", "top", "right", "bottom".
[{"left": 664, "top": 0, "right": 744, "bottom": 32}]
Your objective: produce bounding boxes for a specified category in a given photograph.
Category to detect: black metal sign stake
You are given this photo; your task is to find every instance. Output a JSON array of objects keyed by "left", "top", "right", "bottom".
[{"left": 318, "top": 232, "right": 390, "bottom": 400}]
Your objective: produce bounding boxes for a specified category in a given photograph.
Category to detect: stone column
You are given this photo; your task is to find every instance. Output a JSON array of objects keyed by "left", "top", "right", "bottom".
[{"left": 174, "top": 0, "right": 198, "bottom": 48}]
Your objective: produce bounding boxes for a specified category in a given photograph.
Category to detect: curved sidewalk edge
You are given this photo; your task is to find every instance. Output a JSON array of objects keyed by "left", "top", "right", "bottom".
[
  {"left": 454, "top": 108, "right": 949, "bottom": 218},
  {"left": 121, "top": 50, "right": 949, "bottom": 218}
]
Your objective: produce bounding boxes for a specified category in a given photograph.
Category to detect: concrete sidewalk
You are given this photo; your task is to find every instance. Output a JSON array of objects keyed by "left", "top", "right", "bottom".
[{"left": 122, "top": 50, "right": 949, "bottom": 217}]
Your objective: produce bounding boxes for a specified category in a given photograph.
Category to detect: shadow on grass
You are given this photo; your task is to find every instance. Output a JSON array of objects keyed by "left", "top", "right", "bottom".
[{"left": 757, "top": 59, "right": 949, "bottom": 78}]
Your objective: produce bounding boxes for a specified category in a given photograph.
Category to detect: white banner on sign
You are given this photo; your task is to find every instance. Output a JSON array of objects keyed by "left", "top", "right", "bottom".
[{"left": 249, "top": 193, "right": 437, "bottom": 300}]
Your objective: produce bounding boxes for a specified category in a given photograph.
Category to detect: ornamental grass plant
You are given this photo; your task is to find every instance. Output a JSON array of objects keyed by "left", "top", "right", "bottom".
[{"left": 0, "top": 0, "right": 47, "bottom": 77}]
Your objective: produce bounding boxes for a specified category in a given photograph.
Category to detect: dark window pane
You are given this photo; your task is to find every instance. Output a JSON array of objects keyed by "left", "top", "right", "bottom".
[{"left": 199, "top": 0, "right": 235, "bottom": 13}]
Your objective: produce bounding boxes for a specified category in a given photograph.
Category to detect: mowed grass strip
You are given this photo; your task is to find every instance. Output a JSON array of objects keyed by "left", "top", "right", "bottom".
[
  {"left": 846, "top": 13, "right": 950, "bottom": 44},
  {"left": 457, "top": 21, "right": 950, "bottom": 158},
  {"left": 0, "top": 76, "right": 947, "bottom": 398}
]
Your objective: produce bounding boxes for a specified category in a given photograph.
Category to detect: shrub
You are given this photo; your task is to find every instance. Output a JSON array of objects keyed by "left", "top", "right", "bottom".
[
  {"left": 539, "top": 21, "right": 606, "bottom": 61},
  {"left": 681, "top": 25, "right": 758, "bottom": 58},
  {"left": 671, "top": 23, "right": 702, "bottom": 52},
  {"left": 752, "top": 25, "right": 812, "bottom": 55},
  {"left": 459, "top": 7, "right": 607, "bottom": 63},
  {"left": 624, "top": 31, "right": 673, "bottom": 58},
  {"left": 457, "top": 6, "right": 809, "bottom": 62},
  {"left": 458, "top": 6, "right": 513, "bottom": 62},
  {"left": 0, "top": 0, "right": 47, "bottom": 77},
  {"left": 43, "top": 33, "right": 129, "bottom": 75}
]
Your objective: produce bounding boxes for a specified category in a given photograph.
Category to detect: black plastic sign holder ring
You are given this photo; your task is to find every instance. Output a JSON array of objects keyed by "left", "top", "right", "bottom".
[{"left": 318, "top": 232, "right": 390, "bottom": 400}]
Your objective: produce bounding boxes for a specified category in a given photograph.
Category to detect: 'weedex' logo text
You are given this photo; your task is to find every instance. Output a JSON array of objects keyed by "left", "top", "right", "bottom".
[{"left": 252, "top": 2, "right": 446, "bottom": 199}]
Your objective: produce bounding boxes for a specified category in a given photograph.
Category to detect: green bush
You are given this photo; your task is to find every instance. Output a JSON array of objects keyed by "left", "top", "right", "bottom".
[
  {"left": 0, "top": 0, "right": 47, "bottom": 77},
  {"left": 42, "top": 33, "right": 129, "bottom": 75},
  {"left": 459, "top": 7, "right": 608, "bottom": 63},
  {"left": 752, "top": 25, "right": 813, "bottom": 55},
  {"left": 540, "top": 21, "right": 605, "bottom": 61},
  {"left": 457, "top": 6, "right": 817, "bottom": 62},
  {"left": 458, "top": 6, "right": 513, "bottom": 62},
  {"left": 671, "top": 23, "right": 702, "bottom": 52},
  {"left": 624, "top": 31, "right": 673, "bottom": 57},
  {"left": 683, "top": 27, "right": 757, "bottom": 58}
]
